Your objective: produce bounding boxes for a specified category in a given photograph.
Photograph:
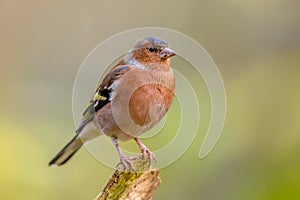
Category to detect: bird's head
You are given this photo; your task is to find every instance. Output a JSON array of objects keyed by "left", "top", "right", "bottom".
[{"left": 125, "top": 37, "right": 176, "bottom": 69}]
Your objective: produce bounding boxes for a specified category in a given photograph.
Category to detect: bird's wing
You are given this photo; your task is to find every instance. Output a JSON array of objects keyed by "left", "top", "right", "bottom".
[{"left": 76, "top": 65, "right": 130, "bottom": 133}]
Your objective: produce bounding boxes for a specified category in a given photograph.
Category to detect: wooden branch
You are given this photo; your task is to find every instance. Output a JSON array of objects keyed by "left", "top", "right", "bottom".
[{"left": 95, "top": 159, "right": 161, "bottom": 200}]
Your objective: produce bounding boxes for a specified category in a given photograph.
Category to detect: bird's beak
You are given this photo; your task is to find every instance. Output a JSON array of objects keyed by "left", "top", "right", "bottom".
[{"left": 160, "top": 47, "right": 176, "bottom": 59}]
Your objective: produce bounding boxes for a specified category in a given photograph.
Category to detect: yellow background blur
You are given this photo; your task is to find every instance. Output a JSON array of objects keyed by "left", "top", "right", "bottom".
[{"left": 1, "top": 1, "right": 300, "bottom": 199}]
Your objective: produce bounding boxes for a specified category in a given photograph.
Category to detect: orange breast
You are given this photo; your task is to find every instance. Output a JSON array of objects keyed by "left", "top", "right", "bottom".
[{"left": 129, "top": 83, "right": 174, "bottom": 126}]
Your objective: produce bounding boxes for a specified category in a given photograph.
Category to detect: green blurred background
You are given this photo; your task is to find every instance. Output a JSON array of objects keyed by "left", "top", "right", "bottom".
[{"left": 1, "top": 0, "right": 300, "bottom": 199}]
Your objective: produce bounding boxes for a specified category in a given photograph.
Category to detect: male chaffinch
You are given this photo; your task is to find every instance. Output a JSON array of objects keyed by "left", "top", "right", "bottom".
[{"left": 49, "top": 37, "right": 176, "bottom": 169}]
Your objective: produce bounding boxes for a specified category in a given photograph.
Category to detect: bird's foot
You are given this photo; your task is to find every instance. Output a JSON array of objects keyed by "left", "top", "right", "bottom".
[
  {"left": 134, "top": 138, "right": 157, "bottom": 166},
  {"left": 140, "top": 146, "right": 157, "bottom": 166},
  {"left": 134, "top": 137, "right": 157, "bottom": 167},
  {"left": 116, "top": 156, "right": 136, "bottom": 172}
]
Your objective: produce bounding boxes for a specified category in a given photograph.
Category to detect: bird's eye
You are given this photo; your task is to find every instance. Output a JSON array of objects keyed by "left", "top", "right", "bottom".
[{"left": 147, "top": 47, "right": 156, "bottom": 53}]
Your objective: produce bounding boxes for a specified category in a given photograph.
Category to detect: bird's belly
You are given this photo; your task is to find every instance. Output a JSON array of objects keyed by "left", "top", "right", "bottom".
[
  {"left": 94, "top": 84, "right": 174, "bottom": 140},
  {"left": 93, "top": 103, "right": 133, "bottom": 141},
  {"left": 128, "top": 84, "right": 174, "bottom": 127}
]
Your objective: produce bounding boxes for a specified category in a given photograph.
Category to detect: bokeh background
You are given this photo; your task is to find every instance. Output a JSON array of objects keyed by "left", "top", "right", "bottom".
[{"left": 1, "top": 0, "right": 300, "bottom": 199}]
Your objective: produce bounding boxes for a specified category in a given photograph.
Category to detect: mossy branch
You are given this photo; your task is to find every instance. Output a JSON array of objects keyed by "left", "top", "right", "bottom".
[{"left": 94, "top": 159, "right": 161, "bottom": 200}]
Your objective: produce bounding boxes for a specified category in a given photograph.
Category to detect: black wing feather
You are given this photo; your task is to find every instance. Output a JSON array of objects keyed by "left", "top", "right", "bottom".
[{"left": 76, "top": 65, "right": 129, "bottom": 133}]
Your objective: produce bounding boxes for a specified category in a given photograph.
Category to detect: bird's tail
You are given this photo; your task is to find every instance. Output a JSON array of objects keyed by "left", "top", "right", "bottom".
[{"left": 49, "top": 134, "right": 83, "bottom": 166}]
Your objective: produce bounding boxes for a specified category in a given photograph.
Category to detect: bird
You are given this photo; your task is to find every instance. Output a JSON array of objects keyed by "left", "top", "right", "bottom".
[{"left": 49, "top": 37, "right": 176, "bottom": 169}]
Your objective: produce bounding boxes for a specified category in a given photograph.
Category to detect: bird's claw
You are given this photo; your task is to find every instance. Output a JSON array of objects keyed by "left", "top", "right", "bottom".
[
  {"left": 116, "top": 156, "right": 136, "bottom": 172},
  {"left": 140, "top": 147, "right": 157, "bottom": 167}
]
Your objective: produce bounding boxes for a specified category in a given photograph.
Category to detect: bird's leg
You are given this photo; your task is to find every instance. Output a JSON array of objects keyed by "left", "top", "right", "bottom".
[
  {"left": 134, "top": 137, "right": 157, "bottom": 166},
  {"left": 112, "top": 137, "right": 135, "bottom": 171}
]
